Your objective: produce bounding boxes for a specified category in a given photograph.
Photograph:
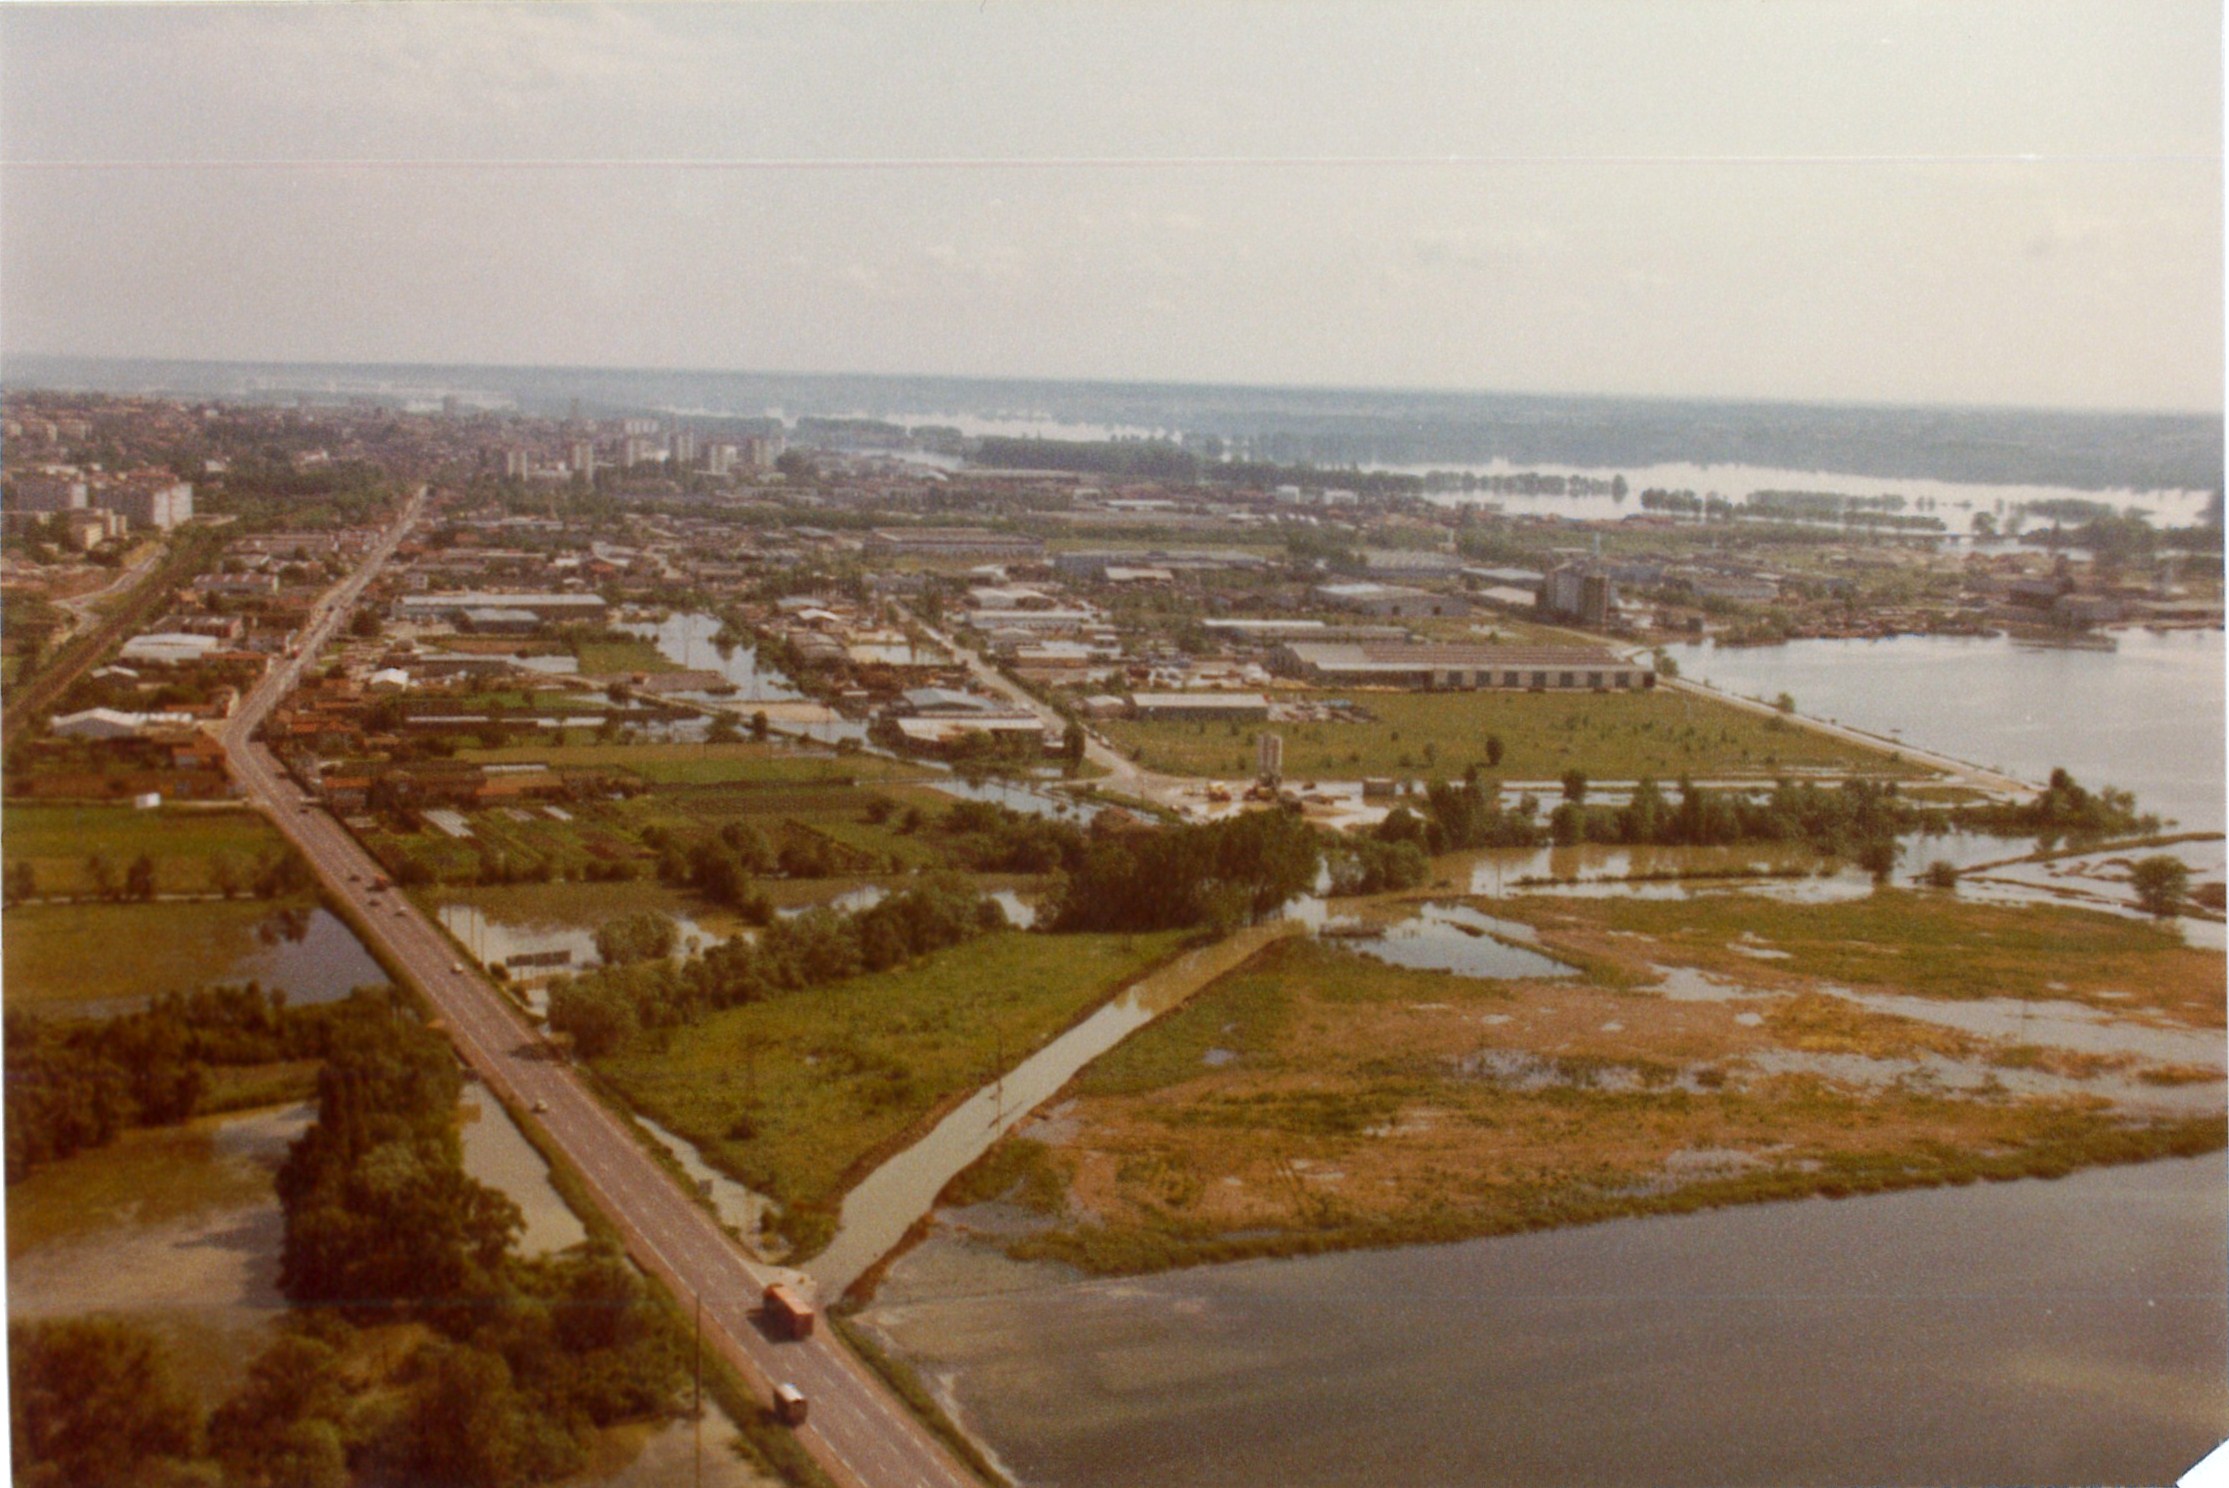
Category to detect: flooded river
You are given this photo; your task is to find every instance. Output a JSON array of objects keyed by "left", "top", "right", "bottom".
[
  {"left": 1679, "top": 628, "right": 2224, "bottom": 832},
  {"left": 844, "top": 626, "right": 2228, "bottom": 1486},
  {"left": 859, "top": 1156, "right": 2226, "bottom": 1488}
]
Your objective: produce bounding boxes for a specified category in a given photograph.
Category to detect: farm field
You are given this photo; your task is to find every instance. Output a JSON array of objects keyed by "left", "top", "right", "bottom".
[
  {"left": 3, "top": 803, "right": 300, "bottom": 898},
  {"left": 1097, "top": 685, "right": 1921, "bottom": 782},
  {"left": 3, "top": 899, "right": 326, "bottom": 1009},
  {"left": 457, "top": 739, "right": 932, "bottom": 787}
]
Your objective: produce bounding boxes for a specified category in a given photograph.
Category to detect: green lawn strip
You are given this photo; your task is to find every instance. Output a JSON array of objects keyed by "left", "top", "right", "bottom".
[
  {"left": 573, "top": 637, "right": 685, "bottom": 674},
  {"left": 829, "top": 1313, "right": 1006, "bottom": 1487},
  {"left": 457, "top": 740, "right": 930, "bottom": 786},
  {"left": 421, "top": 877, "right": 730, "bottom": 928},
  {"left": 1098, "top": 686, "right": 1915, "bottom": 782},
  {"left": 594, "top": 930, "right": 1190, "bottom": 1238},
  {"left": 2, "top": 897, "right": 320, "bottom": 1008},
  {"left": 1503, "top": 889, "right": 2218, "bottom": 1009},
  {"left": 4, "top": 802, "right": 295, "bottom": 897}
]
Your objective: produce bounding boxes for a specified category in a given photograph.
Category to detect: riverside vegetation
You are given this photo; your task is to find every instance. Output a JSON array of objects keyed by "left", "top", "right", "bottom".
[
  {"left": 933, "top": 883, "right": 2222, "bottom": 1278},
  {"left": 10, "top": 996, "right": 711, "bottom": 1488}
]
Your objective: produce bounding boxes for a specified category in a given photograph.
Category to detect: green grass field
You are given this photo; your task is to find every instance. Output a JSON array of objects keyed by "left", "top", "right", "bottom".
[
  {"left": 3, "top": 804, "right": 296, "bottom": 898},
  {"left": 372, "top": 761, "right": 958, "bottom": 885},
  {"left": 1502, "top": 889, "right": 2221, "bottom": 1018},
  {"left": 457, "top": 740, "right": 930, "bottom": 787},
  {"left": 1098, "top": 686, "right": 1916, "bottom": 782},
  {"left": 570, "top": 637, "right": 682, "bottom": 674},
  {"left": 594, "top": 928, "right": 1189, "bottom": 1242},
  {"left": 3, "top": 899, "right": 313, "bottom": 1008}
]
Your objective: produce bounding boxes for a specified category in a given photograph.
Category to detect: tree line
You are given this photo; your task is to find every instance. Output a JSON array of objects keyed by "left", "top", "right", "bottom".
[
  {"left": 551, "top": 872, "right": 1007, "bottom": 1056},
  {"left": 6, "top": 984, "right": 348, "bottom": 1184}
]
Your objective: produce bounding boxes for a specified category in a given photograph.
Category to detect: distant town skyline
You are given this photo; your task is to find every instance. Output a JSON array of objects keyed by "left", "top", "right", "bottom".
[{"left": 1, "top": 2, "right": 2220, "bottom": 414}]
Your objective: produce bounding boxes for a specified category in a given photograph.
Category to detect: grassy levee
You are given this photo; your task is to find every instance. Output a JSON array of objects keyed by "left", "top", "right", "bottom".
[
  {"left": 830, "top": 1312, "right": 1006, "bottom": 1488},
  {"left": 1008, "top": 1115, "right": 2227, "bottom": 1278},
  {"left": 1097, "top": 685, "right": 1919, "bottom": 782},
  {"left": 592, "top": 929, "right": 1192, "bottom": 1257}
]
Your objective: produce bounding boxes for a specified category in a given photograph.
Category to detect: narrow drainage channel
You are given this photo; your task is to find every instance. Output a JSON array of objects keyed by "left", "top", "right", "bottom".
[{"left": 800, "top": 922, "right": 1297, "bottom": 1298}]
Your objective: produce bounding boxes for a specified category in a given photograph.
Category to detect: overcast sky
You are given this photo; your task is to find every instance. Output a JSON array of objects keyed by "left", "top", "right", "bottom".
[{"left": 1, "top": 2, "right": 2219, "bottom": 412}]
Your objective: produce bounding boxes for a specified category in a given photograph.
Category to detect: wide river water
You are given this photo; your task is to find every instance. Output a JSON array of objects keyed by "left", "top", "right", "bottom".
[
  {"left": 854, "top": 625, "right": 2228, "bottom": 1487},
  {"left": 861, "top": 1158, "right": 2225, "bottom": 1488},
  {"left": 1678, "top": 628, "right": 2224, "bottom": 832}
]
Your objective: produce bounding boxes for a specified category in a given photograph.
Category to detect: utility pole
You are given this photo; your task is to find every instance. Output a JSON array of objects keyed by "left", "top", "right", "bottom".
[
  {"left": 991, "top": 1023, "right": 1006, "bottom": 1130},
  {"left": 694, "top": 1290, "right": 703, "bottom": 1488}
]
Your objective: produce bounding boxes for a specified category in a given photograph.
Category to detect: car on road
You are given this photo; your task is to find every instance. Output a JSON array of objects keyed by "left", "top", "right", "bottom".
[
  {"left": 531, "top": 1099, "right": 549, "bottom": 1113},
  {"left": 450, "top": 962, "right": 464, "bottom": 974},
  {"left": 774, "top": 1384, "right": 808, "bottom": 1427}
]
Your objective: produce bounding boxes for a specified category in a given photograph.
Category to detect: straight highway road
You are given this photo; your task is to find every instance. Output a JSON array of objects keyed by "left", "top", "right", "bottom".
[{"left": 220, "top": 492, "right": 981, "bottom": 1488}]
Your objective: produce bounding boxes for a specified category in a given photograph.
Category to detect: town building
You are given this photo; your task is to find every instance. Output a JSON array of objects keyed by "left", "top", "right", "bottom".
[
  {"left": 1313, "top": 581, "right": 1471, "bottom": 619},
  {"left": 864, "top": 527, "right": 1046, "bottom": 561},
  {"left": 1273, "top": 642, "right": 1652, "bottom": 691}
]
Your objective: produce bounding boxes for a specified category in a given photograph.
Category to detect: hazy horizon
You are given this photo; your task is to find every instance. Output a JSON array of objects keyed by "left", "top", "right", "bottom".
[
  {"left": 7, "top": 351, "right": 2222, "bottom": 423},
  {"left": 3, "top": 3, "right": 2220, "bottom": 415}
]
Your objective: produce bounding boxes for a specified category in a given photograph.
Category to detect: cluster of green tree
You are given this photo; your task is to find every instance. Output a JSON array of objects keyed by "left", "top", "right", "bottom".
[
  {"left": 1952, "top": 768, "right": 2156, "bottom": 843},
  {"left": 642, "top": 818, "right": 859, "bottom": 914},
  {"left": 12, "top": 998, "right": 685, "bottom": 1488},
  {"left": 1534, "top": 776, "right": 1911, "bottom": 873},
  {"left": 5, "top": 984, "right": 352, "bottom": 1183},
  {"left": 1422, "top": 470, "right": 1626, "bottom": 498},
  {"left": 1322, "top": 835, "right": 1432, "bottom": 895},
  {"left": 1203, "top": 460, "right": 1423, "bottom": 498},
  {"left": 1051, "top": 809, "right": 1320, "bottom": 933},
  {"left": 592, "top": 910, "right": 680, "bottom": 967},
  {"left": 1373, "top": 776, "right": 1546, "bottom": 858},
  {"left": 974, "top": 436, "right": 1203, "bottom": 482},
  {"left": 7, "top": 846, "right": 310, "bottom": 907},
  {"left": 924, "top": 798, "right": 1089, "bottom": 875},
  {"left": 1369, "top": 768, "right": 2148, "bottom": 875},
  {"left": 550, "top": 873, "right": 1004, "bottom": 1056},
  {"left": 1282, "top": 527, "right": 1365, "bottom": 572}
]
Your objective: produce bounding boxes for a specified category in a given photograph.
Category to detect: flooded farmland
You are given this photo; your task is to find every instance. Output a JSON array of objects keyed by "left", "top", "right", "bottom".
[{"left": 849, "top": 627, "right": 2227, "bottom": 1487}]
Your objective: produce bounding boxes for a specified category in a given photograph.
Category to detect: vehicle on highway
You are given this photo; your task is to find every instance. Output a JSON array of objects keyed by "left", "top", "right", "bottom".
[
  {"left": 531, "top": 1099, "right": 549, "bottom": 1113},
  {"left": 450, "top": 962, "right": 464, "bottom": 974},
  {"left": 774, "top": 1383, "right": 809, "bottom": 1428},
  {"left": 764, "top": 1283, "right": 816, "bottom": 1340}
]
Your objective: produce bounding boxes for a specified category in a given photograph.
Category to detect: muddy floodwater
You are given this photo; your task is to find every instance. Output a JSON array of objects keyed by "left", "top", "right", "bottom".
[
  {"left": 860, "top": 1156, "right": 2226, "bottom": 1488},
  {"left": 6, "top": 1103, "right": 310, "bottom": 1408},
  {"left": 1680, "top": 628, "right": 2225, "bottom": 833}
]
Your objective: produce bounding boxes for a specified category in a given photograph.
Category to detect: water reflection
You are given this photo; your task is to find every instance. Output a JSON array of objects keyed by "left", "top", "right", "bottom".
[
  {"left": 633, "top": 1114, "right": 783, "bottom": 1254},
  {"left": 61, "top": 907, "right": 389, "bottom": 1021},
  {"left": 1334, "top": 903, "right": 1574, "bottom": 980},
  {"left": 859, "top": 1157, "right": 2227, "bottom": 1488},
  {"left": 458, "top": 1086, "right": 588, "bottom": 1256}
]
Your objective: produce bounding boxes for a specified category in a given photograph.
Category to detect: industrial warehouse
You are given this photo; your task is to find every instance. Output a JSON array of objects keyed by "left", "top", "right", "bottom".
[{"left": 1271, "top": 641, "right": 1654, "bottom": 691}]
